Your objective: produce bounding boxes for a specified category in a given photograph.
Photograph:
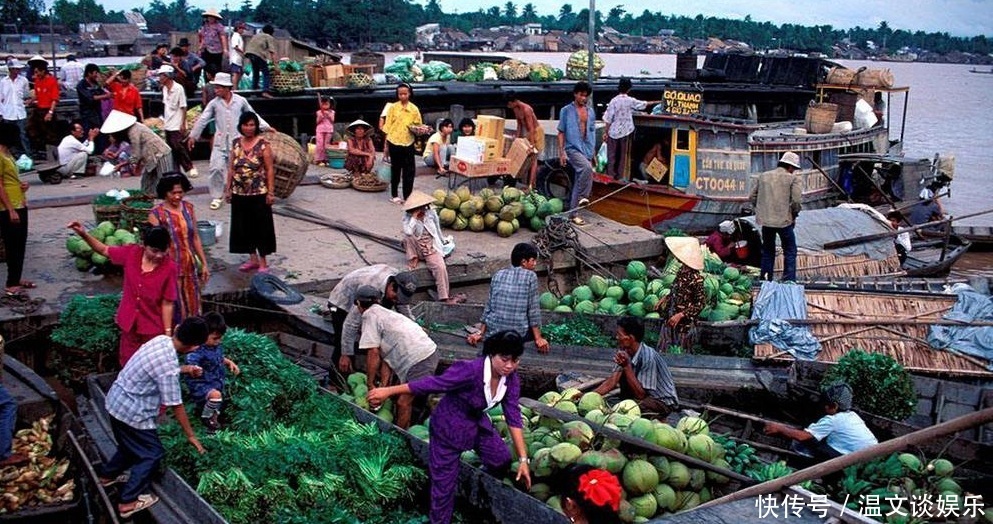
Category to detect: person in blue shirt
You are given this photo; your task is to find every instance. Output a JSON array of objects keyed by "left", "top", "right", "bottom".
[
  {"left": 181, "top": 312, "right": 240, "bottom": 433},
  {"left": 557, "top": 81, "right": 597, "bottom": 226},
  {"left": 764, "top": 383, "right": 878, "bottom": 463}
]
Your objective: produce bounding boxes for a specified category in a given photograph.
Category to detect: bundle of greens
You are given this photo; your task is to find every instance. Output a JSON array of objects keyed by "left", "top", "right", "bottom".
[
  {"left": 822, "top": 349, "right": 917, "bottom": 421},
  {"left": 49, "top": 293, "right": 121, "bottom": 384},
  {"left": 161, "top": 329, "right": 427, "bottom": 523}
]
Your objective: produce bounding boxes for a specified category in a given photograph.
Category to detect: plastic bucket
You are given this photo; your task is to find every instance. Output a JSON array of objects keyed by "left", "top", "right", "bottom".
[
  {"left": 197, "top": 220, "right": 217, "bottom": 246},
  {"left": 329, "top": 158, "right": 346, "bottom": 169}
]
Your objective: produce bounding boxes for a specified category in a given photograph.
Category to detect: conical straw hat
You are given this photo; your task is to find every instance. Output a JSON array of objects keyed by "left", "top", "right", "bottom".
[
  {"left": 403, "top": 190, "right": 435, "bottom": 211},
  {"left": 100, "top": 110, "right": 138, "bottom": 134},
  {"left": 664, "top": 236, "right": 704, "bottom": 271}
]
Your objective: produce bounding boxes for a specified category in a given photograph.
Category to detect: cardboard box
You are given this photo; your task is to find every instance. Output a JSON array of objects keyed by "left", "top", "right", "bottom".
[
  {"left": 506, "top": 138, "right": 535, "bottom": 178},
  {"left": 476, "top": 115, "right": 505, "bottom": 140},
  {"left": 645, "top": 158, "right": 669, "bottom": 182},
  {"left": 324, "top": 64, "right": 344, "bottom": 79},
  {"left": 450, "top": 156, "right": 511, "bottom": 177},
  {"left": 477, "top": 137, "right": 501, "bottom": 160},
  {"left": 456, "top": 136, "right": 486, "bottom": 163}
]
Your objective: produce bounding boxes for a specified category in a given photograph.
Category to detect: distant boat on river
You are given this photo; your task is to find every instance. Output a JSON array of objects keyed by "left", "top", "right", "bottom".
[{"left": 969, "top": 67, "right": 993, "bottom": 74}]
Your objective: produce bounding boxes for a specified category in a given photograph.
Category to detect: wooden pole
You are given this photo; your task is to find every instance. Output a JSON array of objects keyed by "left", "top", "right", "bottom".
[
  {"left": 823, "top": 207, "right": 993, "bottom": 249},
  {"left": 807, "top": 157, "right": 852, "bottom": 204},
  {"left": 697, "top": 407, "right": 993, "bottom": 509}
]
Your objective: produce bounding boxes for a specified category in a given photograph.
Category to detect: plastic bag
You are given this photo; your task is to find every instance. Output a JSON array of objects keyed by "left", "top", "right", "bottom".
[
  {"left": 442, "top": 235, "right": 455, "bottom": 257},
  {"left": 375, "top": 164, "right": 392, "bottom": 183},
  {"left": 596, "top": 142, "right": 608, "bottom": 172},
  {"left": 15, "top": 154, "right": 33, "bottom": 172},
  {"left": 98, "top": 161, "right": 116, "bottom": 176}
]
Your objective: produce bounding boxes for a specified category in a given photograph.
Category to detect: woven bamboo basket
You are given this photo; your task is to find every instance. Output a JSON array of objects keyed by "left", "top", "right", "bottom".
[
  {"left": 267, "top": 132, "right": 309, "bottom": 199},
  {"left": 92, "top": 201, "right": 122, "bottom": 225},
  {"left": 804, "top": 102, "right": 838, "bottom": 134},
  {"left": 119, "top": 195, "right": 155, "bottom": 231},
  {"left": 768, "top": 249, "right": 902, "bottom": 280},
  {"left": 351, "top": 173, "right": 387, "bottom": 192},
  {"left": 270, "top": 70, "right": 307, "bottom": 94}
]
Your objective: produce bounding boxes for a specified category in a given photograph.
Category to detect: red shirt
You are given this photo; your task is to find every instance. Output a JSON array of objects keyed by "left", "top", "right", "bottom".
[
  {"left": 704, "top": 230, "right": 734, "bottom": 260},
  {"left": 109, "top": 245, "right": 178, "bottom": 335},
  {"left": 110, "top": 82, "right": 143, "bottom": 117},
  {"left": 34, "top": 74, "right": 60, "bottom": 109}
]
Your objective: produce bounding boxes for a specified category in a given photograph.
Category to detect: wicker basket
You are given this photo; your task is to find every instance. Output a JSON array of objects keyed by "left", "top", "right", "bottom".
[
  {"left": 320, "top": 173, "right": 352, "bottom": 189},
  {"left": 346, "top": 72, "right": 374, "bottom": 88},
  {"left": 351, "top": 173, "right": 388, "bottom": 192},
  {"left": 270, "top": 70, "right": 308, "bottom": 94},
  {"left": 565, "top": 63, "right": 604, "bottom": 81},
  {"left": 119, "top": 195, "right": 155, "bottom": 231},
  {"left": 92, "top": 201, "right": 122, "bottom": 226},
  {"left": 804, "top": 102, "right": 838, "bottom": 134},
  {"left": 267, "top": 132, "right": 309, "bottom": 199}
]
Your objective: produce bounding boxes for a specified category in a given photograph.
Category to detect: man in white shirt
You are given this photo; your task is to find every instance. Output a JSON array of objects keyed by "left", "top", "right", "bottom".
[
  {"left": 0, "top": 60, "right": 32, "bottom": 157},
  {"left": 157, "top": 65, "right": 196, "bottom": 177},
  {"left": 58, "top": 55, "right": 85, "bottom": 92},
  {"left": 229, "top": 22, "right": 246, "bottom": 90},
  {"left": 602, "top": 77, "right": 660, "bottom": 180},
  {"left": 57, "top": 120, "right": 98, "bottom": 178},
  {"left": 355, "top": 285, "right": 438, "bottom": 429},
  {"left": 764, "top": 383, "right": 877, "bottom": 462}
]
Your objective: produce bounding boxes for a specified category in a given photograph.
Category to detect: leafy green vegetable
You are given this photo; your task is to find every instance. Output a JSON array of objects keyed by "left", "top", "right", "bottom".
[
  {"left": 542, "top": 317, "right": 615, "bottom": 348},
  {"left": 49, "top": 294, "right": 121, "bottom": 385},
  {"left": 822, "top": 349, "right": 917, "bottom": 420}
]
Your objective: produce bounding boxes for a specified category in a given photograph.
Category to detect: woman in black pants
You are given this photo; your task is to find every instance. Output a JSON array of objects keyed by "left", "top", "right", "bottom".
[
  {"left": 382, "top": 83, "right": 423, "bottom": 204},
  {"left": 0, "top": 124, "right": 32, "bottom": 297}
]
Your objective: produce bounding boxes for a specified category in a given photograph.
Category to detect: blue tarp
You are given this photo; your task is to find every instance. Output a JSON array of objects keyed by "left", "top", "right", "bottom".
[
  {"left": 928, "top": 289, "right": 993, "bottom": 370},
  {"left": 748, "top": 281, "right": 822, "bottom": 360}
]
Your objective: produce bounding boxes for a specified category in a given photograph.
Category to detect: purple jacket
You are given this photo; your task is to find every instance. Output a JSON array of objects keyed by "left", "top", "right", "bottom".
[{"left": 409, "top": 357, "right": 523, "bottom": 450}]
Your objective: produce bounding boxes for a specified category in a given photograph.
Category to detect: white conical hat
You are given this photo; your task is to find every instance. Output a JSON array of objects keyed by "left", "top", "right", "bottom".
[
  {"left": 664, "top": 236, "right": 704, "bottom": 271},
  {"left": 101, "top": 110, "right": 138, "bottom": 134},
  {"left": 403, "top": 190, "right": 435, "bottom": 211}
]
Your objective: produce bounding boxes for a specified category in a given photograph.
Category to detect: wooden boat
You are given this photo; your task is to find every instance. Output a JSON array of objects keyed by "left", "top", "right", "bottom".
[
  {"left": 969, "top": 67, "right": 993, "bottom": 74},
  {"left": 952, "top": 224, "right": 993, "bottom": 249},
  {"left": 736, "top": 204, "right": 971, "bottom": 278}
]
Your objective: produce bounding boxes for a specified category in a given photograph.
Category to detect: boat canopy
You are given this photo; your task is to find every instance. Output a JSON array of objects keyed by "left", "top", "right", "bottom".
[{"left": 740, "top": 205, "right": 895, "bottom": 259}]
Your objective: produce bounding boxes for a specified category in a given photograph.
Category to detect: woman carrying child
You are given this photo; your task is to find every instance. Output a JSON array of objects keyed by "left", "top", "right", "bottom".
[
  {"left": 313, "top": 95, "right": 335, "bottom": 166},
  {"left": 344, "top": 119, "right": 375, "bottom": 175},
  {"left": 181, "top": 312, "right": 239, "bottom": 432}
]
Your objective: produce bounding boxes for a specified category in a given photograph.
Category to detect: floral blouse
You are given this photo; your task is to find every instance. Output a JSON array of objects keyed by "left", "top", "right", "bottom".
[{"left": 230, "top": 137, "right": 269, "bottom": 196}]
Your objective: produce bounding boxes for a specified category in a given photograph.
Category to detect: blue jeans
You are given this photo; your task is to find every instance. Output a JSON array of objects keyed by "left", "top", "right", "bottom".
[
  {"left": 566, "top": 149, "right": 593, "bottom": 216},
  {"left": 98, "top": 416, "right": 165, "bottom": 504},
  {"left": 0, "top": 383, "right": 16, "bottom": 461},
  {"left": 760, "top": 224, "right": 797, "bottom": 282}
]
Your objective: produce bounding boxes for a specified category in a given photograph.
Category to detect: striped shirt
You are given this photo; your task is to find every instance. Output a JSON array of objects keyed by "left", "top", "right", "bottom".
[
  {"left": 481, "top": 266, "right": 541, "bottom": 339},
  {"left": 623, "top": 342, "right": 678, "bottom": 406},
  {"left": 105, "top": 335, "right": 183, "bottom": 430}
]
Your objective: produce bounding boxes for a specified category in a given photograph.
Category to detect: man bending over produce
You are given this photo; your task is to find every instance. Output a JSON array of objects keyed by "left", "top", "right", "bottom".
[
  {"left": 593, "top": 316, "right": 678, "bottom": 416},
  {"left": 98, "top": 316, "right": 208, "bottom": 518},
  {"left": 764, "top": 383, "right": 878, "bottom": 463},
  {"left": 355, "top": 285, "right": 439, "bottom": 429}
]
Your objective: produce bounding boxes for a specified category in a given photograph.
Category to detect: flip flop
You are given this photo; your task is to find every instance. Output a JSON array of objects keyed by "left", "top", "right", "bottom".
[
  {"left": 209, "top": 199, "right": 223, "bottom": 210},
  {"left": 238, "top": 261, "right": 260, "bottom": 272},
  {"left": 18, "top": 281, "right": 36, "bottom": 289},
  {"left": 119, "top": 493, "right": 159, "bottom": 518}
]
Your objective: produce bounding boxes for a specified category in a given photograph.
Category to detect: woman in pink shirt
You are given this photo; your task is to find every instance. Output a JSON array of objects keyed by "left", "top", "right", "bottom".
[{"left": 67, "top": 223, "right": 178, "bottom": 366}]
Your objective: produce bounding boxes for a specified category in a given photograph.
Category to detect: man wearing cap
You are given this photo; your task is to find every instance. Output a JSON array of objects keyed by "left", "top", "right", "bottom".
[
  {"left": 0, "top": 59, "right": 32, "bottom": 158},
  {"left": 656, "top": 236, "right": 705, "bottom": 348},
  {"left": 229, "top": 22, "right": 247, "bottom": 89},
  {"left": 198, "top": 9, "right": 228, "bottom": 75},
  {"left": 244, "top": 24, "right": 277, "bottom": 98},
  {"left": 187, "top": 72, "right": 270, "bottom": 210},
  {"left": 27, "top": 58, "right": 60, "bottom": 152},
  {"left": 467, "top": 242, "right": 550, "bottom": 353},
  {"left": 57, "top": 120, "right": 99, "bottom": 179},
  {"left": 355, "top": 284, "right": 439, "bottom": 429},
  {"left": 102, "top": 110, "right": 174, "bottom": 195},
  {"left": 602, "top": 77, "right": 660, "bottom": 181},
  {"left": 327, "top": 264, "right": 416, "bottom": 374},
  {"left": 157, "top": 65, "right": 196, "bottom": 178},
  {"left": 749, "top": 152, "right": 802, "bottom": 282},
  {"left": 58, "top": 55, "right": 84, "bottom": 92},
  {"left": 105, "top": 69, "right": 144, "bottom": 121},
  {"left": 764, "top": 383, "right": 877, "bottom": 463}
]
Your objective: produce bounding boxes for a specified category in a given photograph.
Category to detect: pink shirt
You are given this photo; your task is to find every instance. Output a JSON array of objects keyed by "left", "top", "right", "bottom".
[
  {"left": 109, "top": 245, "right": 178, "bottom": 334},
  {"left": 316, "top": 109, "right": 335, "bottom": 132}
]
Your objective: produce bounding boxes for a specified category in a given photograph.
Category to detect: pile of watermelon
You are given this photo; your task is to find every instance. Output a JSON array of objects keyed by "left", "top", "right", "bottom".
[
  {"left": 65, "top": 221, "right": 138, "bottom": 272},
  {"left": 698, "top": 249, "right": 755, "bottom": 322},
  {"left": 433, "top": 186, "right": 565, "bottom": 237}
]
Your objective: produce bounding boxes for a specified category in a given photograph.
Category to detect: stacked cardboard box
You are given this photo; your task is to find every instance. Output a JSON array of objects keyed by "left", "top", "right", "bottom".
[
  {"left": 476, "top": 115, "right": 506, "bottom": 156},
  {"left": 323, "top": 64, "right": 345, "bottom": 87},
  {"left": 449, "top": 157, "right": 511, "bottom": 177}
]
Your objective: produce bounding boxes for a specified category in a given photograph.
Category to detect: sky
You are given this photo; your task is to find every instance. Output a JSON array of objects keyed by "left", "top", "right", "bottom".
[{"left": 96, "top": 0, "right": 992, "bottom": 37}]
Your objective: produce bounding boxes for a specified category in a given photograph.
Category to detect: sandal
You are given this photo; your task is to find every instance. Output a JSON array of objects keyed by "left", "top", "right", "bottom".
[
  {"left": 119, "top": 493, "right": 159, "bottom": 518},
  {"left": 209, "top": 199, "right": 223, "bottom": 210},
  {"left": 99, "top": 473, "right": 129, "bottom": 487},
  {"left": 571, "top": 217, "right": 587, "bottom": 226},
  {"left": 18, "top": 281, "right": 36, "bottom": 289},
  {"left": 238, "top": 261, "right": 260, "bottom": 272},
  {"left": 257, "top": 267, "right": 272, "bottom": 274},
  {"left": 4, "top": 288, "right": 27, "bottom": 299}
]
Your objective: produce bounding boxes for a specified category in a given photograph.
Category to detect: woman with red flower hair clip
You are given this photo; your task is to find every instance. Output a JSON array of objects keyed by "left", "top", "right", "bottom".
[{"left": 557, "top": 464, "right": 623, "bottom": 524}]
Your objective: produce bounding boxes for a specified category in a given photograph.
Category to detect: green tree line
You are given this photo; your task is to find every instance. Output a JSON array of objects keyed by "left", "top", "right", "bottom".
[{"left": 9, "top": 0, "right": 989, "bottom": 56}]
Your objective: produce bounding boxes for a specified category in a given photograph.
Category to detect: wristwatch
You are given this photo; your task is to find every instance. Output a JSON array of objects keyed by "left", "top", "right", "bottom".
[{"left": 519, "top": 457, "right": 530, "bottom": 465}]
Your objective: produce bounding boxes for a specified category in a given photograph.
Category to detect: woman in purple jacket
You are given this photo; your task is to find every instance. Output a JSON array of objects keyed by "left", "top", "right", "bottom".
[{"left": 368, "top": 330, "right": 532, "bottom": 524}]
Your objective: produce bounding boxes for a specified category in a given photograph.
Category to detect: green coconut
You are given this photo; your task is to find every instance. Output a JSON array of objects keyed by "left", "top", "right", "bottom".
[
  {"left": 539, "top": 291, "right": 559, "bottom": 310},
  {"left": 432, "top": 188, "right": 448, "bottom": 206},
  {"left": 496, "top": 220, "right": 514, "bottom": 237},
  {"left": 688, "top": 468, "right": 706, "bottom": 491},
  {"left": 478, "top": 187, "right": 495, "bottom": 200},
  {"left": 482, "top": 212, "right": 500, "bottom": 229},
  {"left": 653, "top": 483, "right": 677, "bottom": 512},
  {"left": 648, "top": 455, "right": 670, "bottom": 482},
  {"left": 622, "top": 459, "right": 659, "bottom": 496},
  {"left": 529, "top": 482, "right": 551, "bottom": 501},
  {"left": 613, "top": 399, "right": 642, "bottom": 418},
  {"left": 627, "top": 417, "right": 655, "bottom": 440},
  {"left": 74, "top": 257, "right": 92, "bottom": 271},
  {"left": 577, "top": 392, "right": 606, "bottom": 415},
  {"left": 455, "top": 186, "right": 472, "bottom": 203},
  {"left": 452, "top": 214, "right": 469, "bottom": 231},
  {"left": 928, "top": 458, "right": 954, "bottom": 477},
  {"left": 560, "top": 420, "right": 594, "bottom": 450},
  {"left": 629, "top": 493, "right": 658, "bottom": 519},
  {"left": 667, "top": 461, "right": 691, "bottom": 489},
  {"left": 583, "top": 408, "right": 607, "bottom": 425},
  {"left": 648, "top": 423, "right": 687, "bottom": 453},
  {"left": 898, "top": 453, "right": 923, "bottom": 474},
  {"left": 602, "top": 448, "right": 628, "bottom": 474},
  {"left": 549, "top": 442, "right": 583, "bottom": 466},
  {"left": 576, "top": 450, "right": 608, "bottom": 470},
  {"left": 627, "top": 260, "right": 648, "bottom": 280},
  {"left": 687, "top": 434, "right": 718, "bottom": 463},
  {"left": 706, "top": 458, "right": 731, "bottom": 484},
  {"left": 468, "top": 214, "right": 485, "bottom": 232},
  {"left": 443, "top": 191, "right": 461, "bottom": 210},
  {"left": 676, "top": 416, "right": 709, "bottom": 436},
  {"left": 553, "top": 305, "right": 573, "bottom": 313},
  {"left": 605, "top": 413, "right": 635, "bottom": 431},
  {"left": 459, "top": 200, "right": 478, "bottom": 218},
  {"left": 485, "top": 195, "right": 504, "bottom": 212}
]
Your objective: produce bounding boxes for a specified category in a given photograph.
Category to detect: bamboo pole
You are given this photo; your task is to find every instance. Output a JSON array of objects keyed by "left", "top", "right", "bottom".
[
  {"left": 697, "top": 407, "right": 993, "bottom": 509},
  {"left": 824, "top": 207, "right": 993, "bottom": 249}
]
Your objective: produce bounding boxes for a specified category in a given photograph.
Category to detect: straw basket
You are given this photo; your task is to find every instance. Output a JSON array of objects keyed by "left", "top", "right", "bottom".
[
  {"left": 270, "top": 70, "right": 308, "bottom": 94},
  {"left": 347, "top": 72, "right": 374, "bottom": 88},
  {"left": 119, "top": 195, "right": 155, "bottom": 231},
  {"left": 804, "top": 102, "right": 838, "bottom": 134},
  {"left": 320, "top": 173, "right": 352, "bottom": 189},
  {"left": 92, "top": 200, "right": 122, "bottom": 226},
  {"left": 351, "top": 173, "right": 388, "bottom": 192},
  {"left": 267, "top": 132, "right": 309, "bottom": 199}
]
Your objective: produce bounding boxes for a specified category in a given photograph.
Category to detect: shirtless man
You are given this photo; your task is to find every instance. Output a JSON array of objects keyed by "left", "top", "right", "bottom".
[{"left": 506, "top": 91, "right": 545, "bottom": 190}]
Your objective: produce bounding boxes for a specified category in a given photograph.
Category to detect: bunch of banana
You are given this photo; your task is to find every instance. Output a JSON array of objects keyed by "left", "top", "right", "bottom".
[
  {"left": 747, "top": 460, "right": 794, "bottom": 482},
  {"left": 713, "top": 435, "right": 759, "bottom": 474},
  {"left": 0, "top": 417, "right": 75, "bottom": 513}
]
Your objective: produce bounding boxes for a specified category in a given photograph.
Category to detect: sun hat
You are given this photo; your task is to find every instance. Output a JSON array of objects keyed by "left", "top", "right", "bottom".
[
  {"left": 156, "top": 64, "right": 175, "bottom": 75},
  {"left": 718, "top": 220, "right": 735, "bottom": 234},
  {"left": 178, "top": 37, "right": 191, "bottom": 47},
  {"left": 392, "top": 272, "right": 417, "bottom": 304},
  {"left": 100, "top": 110, "right": 138, "bottom": 134},
  {"left": 664, "top": 236, "right": 704, "bottom": 271},
  {"left": 355, "top": 285, "right": 382, "bottom": 302},
  {"left": 347, "top": 119, "right": 372, "bottom": 133},
  {"left": 6, "top": 59, "right": 24, "bottom": 69},
  {"left": 402, "top": 190, "right": 435, "bottom": 212},
  {"left": 27, "top": 55, "right": 48, "bottom": 68},
  {"left": 210, "top": 72, "right": 233, "bottom": 86},
  {"left": 779, "top": 151, "right": 802, "bottom": 169},
  {"left": 202, "top": 8, "right": 223, "bottom": 19}
]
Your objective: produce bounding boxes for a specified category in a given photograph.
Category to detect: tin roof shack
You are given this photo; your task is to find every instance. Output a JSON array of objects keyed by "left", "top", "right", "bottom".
[{"left": 83, "top": 23, "right": 143, "bottom": 57}]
